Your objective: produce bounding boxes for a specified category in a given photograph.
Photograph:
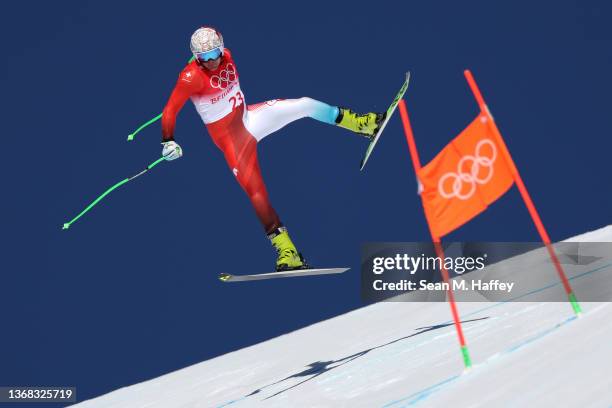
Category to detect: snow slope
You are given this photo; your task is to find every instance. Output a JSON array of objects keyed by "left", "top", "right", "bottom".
[{"left": 72, "top": 226, "right": 612, "bottom": 408}]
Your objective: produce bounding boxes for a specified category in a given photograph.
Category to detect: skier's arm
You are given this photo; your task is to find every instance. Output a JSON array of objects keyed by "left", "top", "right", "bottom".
[{"left": 161, "top": 73, "right": 197, "bottom": 142}]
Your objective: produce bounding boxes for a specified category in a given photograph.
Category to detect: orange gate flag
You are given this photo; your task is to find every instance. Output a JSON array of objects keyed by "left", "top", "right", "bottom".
[{"left": 418, "top": 113, "right": 514, "bottom": 238}]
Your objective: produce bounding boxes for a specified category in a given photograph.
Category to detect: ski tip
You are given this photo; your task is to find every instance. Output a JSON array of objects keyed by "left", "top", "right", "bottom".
[
  {"left": 62, "top": 223, "right": 70, "bottom": 230},
  {"left": 127, "top": 134, "right": 134, "bottom": 141},
  {"left": 218, "top": 273, "right": 232, "bottom": 282}
]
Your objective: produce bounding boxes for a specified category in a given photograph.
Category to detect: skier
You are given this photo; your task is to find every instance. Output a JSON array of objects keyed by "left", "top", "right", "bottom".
[{"left": 161, "top": 26, "right": 385, "bottom": 271}]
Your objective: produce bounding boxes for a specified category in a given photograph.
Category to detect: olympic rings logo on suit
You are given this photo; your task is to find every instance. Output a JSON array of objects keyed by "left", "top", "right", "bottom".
[
  {"left": 438, "top": 139, "right": 498, "bottom": 200},
  {"left": 210, "top": 63, "right": 237, "bottom": 89}
]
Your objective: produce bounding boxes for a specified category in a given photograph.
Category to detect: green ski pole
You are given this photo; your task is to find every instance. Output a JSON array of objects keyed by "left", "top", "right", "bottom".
[
  {"left": 127, "top": 113, "right": 162, "bottom": 141},
  {"left": 126, "top": 56, "right": 196, "bottom": 142},
  {"left": 62, "top": 156, "right": 166, "bottom": 230}
]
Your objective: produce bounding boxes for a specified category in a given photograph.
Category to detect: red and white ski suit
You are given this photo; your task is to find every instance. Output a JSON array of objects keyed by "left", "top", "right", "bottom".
[{"left": 162, "top": 49, "right": 338, "bottom": 234}]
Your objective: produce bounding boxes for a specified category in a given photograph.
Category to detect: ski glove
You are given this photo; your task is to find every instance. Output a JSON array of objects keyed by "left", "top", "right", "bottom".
[{"left": 162, "top": 141, "right": 183, "bottom": 161}]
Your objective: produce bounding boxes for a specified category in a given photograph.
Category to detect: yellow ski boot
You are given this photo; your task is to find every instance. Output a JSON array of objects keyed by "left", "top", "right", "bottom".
[
  {"left": 335, "top": 108, "right": 386, "bottom": 138},
  {"left": 268, "top": 226, "right": 310, "bottom": 272}
]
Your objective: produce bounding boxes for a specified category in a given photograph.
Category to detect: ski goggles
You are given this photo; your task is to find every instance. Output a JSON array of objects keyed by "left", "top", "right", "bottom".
[{"left": 194, "top": 47, "right": 223, "bottom": 62}]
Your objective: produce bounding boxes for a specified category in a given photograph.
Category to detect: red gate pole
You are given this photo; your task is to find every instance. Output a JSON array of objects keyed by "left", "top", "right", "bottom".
[
  {"left": 398, "top": 99, "right": 473, "bottom": 369},
  {"left": 463, "top": 70, "right": 581, "bottom": 316}
]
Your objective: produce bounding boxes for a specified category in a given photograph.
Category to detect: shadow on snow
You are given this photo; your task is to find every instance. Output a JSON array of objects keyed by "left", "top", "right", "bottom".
[{"left": 241, "top": 317, "right": 489, "bottom": 400}]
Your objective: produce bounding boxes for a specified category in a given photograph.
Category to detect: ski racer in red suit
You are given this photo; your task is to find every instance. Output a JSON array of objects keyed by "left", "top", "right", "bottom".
[{"left": 161, "top": 26, "right": 385, "bottom": 271}]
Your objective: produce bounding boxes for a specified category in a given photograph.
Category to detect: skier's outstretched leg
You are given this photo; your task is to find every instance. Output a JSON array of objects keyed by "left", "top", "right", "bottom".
[{"left": 244, "top": 97, "right": 385, "bottom": 141}]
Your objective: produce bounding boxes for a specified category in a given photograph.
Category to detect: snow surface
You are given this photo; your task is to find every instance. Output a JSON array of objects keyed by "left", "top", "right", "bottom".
[{"left": 72, "top": 225, "right": 612, "bottom": 408}]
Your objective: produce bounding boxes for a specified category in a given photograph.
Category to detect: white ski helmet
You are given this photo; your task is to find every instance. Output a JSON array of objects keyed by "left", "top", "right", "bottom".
[{"left": 190, "top": 27, "right": 224, "bottom": 55}]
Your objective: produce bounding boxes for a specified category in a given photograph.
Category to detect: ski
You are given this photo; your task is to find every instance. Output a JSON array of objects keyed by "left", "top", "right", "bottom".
[
  {"left": 360, "top": 71, "right": 411, "bottom": 171},
  {"left": 219, "top": 268, "right": 350, "bottom": 282}
]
